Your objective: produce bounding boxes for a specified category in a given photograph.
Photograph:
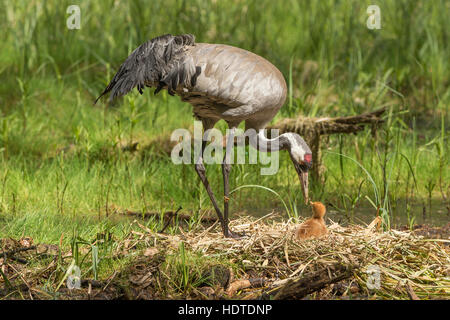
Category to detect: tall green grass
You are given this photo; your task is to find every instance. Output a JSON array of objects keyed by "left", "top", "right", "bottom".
[{"left": 1, "top": 1, "right": 448, "bottom": 113}]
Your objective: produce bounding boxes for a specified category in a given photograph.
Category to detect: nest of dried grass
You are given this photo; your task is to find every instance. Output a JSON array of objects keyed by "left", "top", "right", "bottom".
[
  {"left": 1, "top": 214, "right": 448, "bottom": 300},
  {"left": 131, "top": 214, "right": 449, "bottom": 299}
]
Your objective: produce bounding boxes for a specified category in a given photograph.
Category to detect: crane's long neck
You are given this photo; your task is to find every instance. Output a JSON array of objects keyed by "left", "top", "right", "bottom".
[
  {"left": 247, "top": 129, "right": 312, "bottom": 165},
  {"left": 247, "top": 128, "right": 311, "bottom": 204},
  {"left": 248, "top": 129, "right": 292, "bottom": 153}
]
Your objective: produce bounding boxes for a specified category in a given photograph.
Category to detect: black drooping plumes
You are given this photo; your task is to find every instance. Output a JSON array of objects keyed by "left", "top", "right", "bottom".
[{"left": 95, "top": 34, "right": 200, "bottom": 103}]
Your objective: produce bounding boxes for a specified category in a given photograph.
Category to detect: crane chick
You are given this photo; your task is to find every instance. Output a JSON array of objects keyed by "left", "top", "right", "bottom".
[{"left": 295, "top": 201, "right": 328, "bottom": 240}]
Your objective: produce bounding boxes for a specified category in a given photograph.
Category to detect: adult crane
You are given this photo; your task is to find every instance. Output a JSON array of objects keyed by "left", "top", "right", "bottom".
[{"left": 95, "top": 34, "right": 312, "bottom": 238}]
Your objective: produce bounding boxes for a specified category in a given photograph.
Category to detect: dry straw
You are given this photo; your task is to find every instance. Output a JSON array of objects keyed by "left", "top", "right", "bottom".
[{"left": 132, "top": 214, "right": 450, "bottom": 299}]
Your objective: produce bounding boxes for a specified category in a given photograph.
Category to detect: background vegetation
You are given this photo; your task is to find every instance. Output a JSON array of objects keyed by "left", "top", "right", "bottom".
[{"left": 0, "top": 0, "right": 448, "bottom": 246}]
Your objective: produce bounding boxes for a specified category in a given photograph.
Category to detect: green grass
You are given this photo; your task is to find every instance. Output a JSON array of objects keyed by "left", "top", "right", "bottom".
[{"left": 0, "top": 0, "right": 448, "bottom": 260}]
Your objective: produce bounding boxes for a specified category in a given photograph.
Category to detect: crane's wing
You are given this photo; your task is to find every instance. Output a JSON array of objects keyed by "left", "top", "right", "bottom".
[{"left": 95, "top": 34, "right": 201, "bottom": 104}]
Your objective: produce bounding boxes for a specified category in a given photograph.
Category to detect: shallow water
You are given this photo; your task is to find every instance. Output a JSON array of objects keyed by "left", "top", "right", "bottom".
[{"left": 239, "top": 200, "right": 449, "bottom": 227}]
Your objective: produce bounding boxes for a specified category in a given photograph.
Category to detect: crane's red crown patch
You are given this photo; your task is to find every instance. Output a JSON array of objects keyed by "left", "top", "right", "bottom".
[{"left": 304, "top": 154, "right": 312, "bottom": 164}]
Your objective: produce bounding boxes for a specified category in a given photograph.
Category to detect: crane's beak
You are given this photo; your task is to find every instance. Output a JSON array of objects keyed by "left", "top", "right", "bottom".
[{"left": 294, "top": 162, "right": 309, "bottom": 204}]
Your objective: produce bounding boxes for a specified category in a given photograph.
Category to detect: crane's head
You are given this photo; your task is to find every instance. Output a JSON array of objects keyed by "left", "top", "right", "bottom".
[{"left": 285, "top": 134, "right": 312, "bottom": 204}]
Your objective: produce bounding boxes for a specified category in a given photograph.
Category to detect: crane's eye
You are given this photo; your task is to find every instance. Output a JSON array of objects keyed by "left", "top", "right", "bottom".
[{"left": 298, "top": 154, "right": 312, "bottom": 171}]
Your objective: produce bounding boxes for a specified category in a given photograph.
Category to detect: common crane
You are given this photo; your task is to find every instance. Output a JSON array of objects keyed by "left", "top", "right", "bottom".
[{"left": 96, "top": 34, "right": 312, "bottom": 238}]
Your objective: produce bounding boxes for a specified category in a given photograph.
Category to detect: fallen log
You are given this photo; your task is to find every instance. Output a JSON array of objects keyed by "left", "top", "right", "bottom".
[
  {"left": 0, "top": 246, "right": 37, "bottom": 259},
  {"left": 259, "top": 264, "right": 354, "bottom": 300},
  {"left": 269, "top": 107, "right": 386, "bottom": 135},
  {"left": 267, "top": 107, "right": 386, "bottom": 180},
  {"left": 121, "top": 209, "right": 217, "bottom": 224}
]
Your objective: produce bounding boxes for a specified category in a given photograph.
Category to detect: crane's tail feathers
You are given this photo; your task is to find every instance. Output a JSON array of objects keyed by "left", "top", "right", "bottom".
[{"left": 94, "top": 34, "right": 199, "bottom": 104}]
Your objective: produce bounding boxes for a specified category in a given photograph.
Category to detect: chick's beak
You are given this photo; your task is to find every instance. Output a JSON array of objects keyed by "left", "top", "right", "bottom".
[{"left": 294, "top": 163, "right": 309, "bottom": 204}]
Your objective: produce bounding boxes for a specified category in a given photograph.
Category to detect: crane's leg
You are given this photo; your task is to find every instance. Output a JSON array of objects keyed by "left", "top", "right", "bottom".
[
  {"left": 222, "top": 126, "right": 244, "bottom": 238},
  {"left": 195, "top": 141, "right": 225, "bottom": 225},
  {"left": 194, "top": 121, "right": 227, "bottom": 234}
]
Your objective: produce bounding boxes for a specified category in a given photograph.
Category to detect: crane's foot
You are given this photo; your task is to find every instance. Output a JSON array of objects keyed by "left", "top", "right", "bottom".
[{"left": 224, "top": 228, "right": 246, "bottom": 239}]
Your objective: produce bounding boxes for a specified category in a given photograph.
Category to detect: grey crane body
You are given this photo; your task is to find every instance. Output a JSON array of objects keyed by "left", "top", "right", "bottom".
[
  {"left": 180, "top": 43, "right": 287, "bottom": 130},
  {"left": 96, "top": 34, "right": 312, "bottom": 238}
]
